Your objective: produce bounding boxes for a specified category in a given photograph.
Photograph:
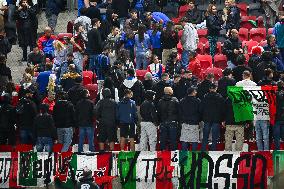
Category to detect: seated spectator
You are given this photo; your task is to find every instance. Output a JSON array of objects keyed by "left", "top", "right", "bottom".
[
  {"left": 37, "top": 27, "right": 57, "bottom": 60},
  {"left": 147, "top": 54, "right": 163, "bottom": 80},
  {"left": 36, "top": 63, "right": 53, "bottom": 97},
  {"left": 264, "top": 34, "right": 284, "bottom": 71},
  {"left": 222, "top": 29, "right": 242, "bottom": 68},
  {"left": 53, "top": 91, "right": 75, "bottom": 152},
  {"left": 0, "top": 55, "right": 12, "bottom": 93},
  {"left": 232, "top": 54, "right": 252, "bottom": 82},
  {"left": 76, "top": 89, "right": 95, "bottom": 152},
  {"left": 27, "top": 46, "right": 45, "bottom": 72},
  {"left": 117, "top": 89, "right": 138, "bottom": 151},
  {"left": 143, "top": 72, "right": 154, "bottom": 91},
  {"left": 217, "top": 68, "right": 236, "bottom": 98},
  {"left": 0, "top": 93, "right": 16, "bottom": 145},
  {"left": 185, "top": 0, "right": 202, "bottom": 25},
  {"left": 95, "top": 88, "right": 117, "bottom": 151},
  {"left": 61, "top": 64, "right": 81, "bottom": 92},
  {"left": 165, "top": 52, "right": 182, "bottom": 78},
  {"left": 34, "top": 103, "right": 57, "bottom": 152}
]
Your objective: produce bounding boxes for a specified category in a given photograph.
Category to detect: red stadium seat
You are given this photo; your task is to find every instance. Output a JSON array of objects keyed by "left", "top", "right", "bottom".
[
  {"left": 57, "top": 33, "right": 73, "bottom": 39},
  {"left": 268, "top": 28, "right": 273, "bottom": 35},
  {"left": 136, "top": 70, "right": 148, "bottom": 81},
  {"left": 197, "top": 29, "right": 208, "bottom": 44},
  {"left": 240, "top": 16, "right": 257, "bottom": 30},
  {"left": 85, "top": 84, "right": 98, "bottom": 101},
  {"left": 242, "top": 40, "right": 259, "bottom": 55},
  {"left": 237, "top": 2, "right": 248, "bottom": 16},
  {"left": 196, "top": 54, "right": 213, "bottom": 70},
  {"left": 196, "top": 42, "right": 204, "bottom": 55},
  {"left": 178, "top": 5, "right": 189, "bottom": 17},
  {"left": 259, "top": 40, "right": 267, "bottom": 47},
  {"left": 249, "top": 28, "right": 267, "bottom": 42},
  {"left": 83, "top": 76, "right": 92, "bottom": 86},
  {"left": 83, "top": 71, "right": 97, "bottom": 84},
  {"left": 238, "top": 28, "right": 249, "bottom": 42},
  {"left": 204, "top": 41, "right": 222, "bottom": 54},
  {"left": 14, "top": 144, "right": 33, "bottom": 152},
  {"left": 0, "top": 145, "right": 13, "bottom": 152},
  {"left": 202, "top": 67, "right": 223, "bottom": 81},
  {"left": 214, "top": 54, "right": 228, "bottom": 70}
]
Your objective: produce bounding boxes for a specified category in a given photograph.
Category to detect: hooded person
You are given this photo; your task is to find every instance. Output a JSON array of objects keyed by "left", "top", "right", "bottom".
[{"left": 76, "top": 167, "right": 100, "bottom": 189}]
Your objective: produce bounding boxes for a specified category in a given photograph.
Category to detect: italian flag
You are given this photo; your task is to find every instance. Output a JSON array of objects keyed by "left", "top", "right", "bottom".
[
  {"left": 179, "top": 151, "right": 274, "bottom": 189},
  {"left": 0, "top": 152, "right": 19, "bottom": 188},
  {"left": 118, "top": 151, "right": 179, "bottom": 189},
  {"left": 227, "top": 86, "right": 277, "bottom": 125},
  {"left": 18, "top": 152, "right": 54, "bottom": 187}
]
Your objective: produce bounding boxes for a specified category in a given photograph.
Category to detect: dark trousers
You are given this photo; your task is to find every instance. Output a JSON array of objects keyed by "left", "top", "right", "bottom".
[
  {"left": 0, "top": 130, "right": 16, "bottom": 145},
  {"left": 274, "top": 121, "right": 284, "bottom": 150},
  {"left": 201, "top": 123, "right": 220, "bottom": 151},
  {"left": 159, "top": 121, "right": 178, "bottom": 150}
]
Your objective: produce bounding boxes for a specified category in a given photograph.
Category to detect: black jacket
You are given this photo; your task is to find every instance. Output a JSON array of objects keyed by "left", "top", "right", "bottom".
[
  {"left": 217, "top": 76, "right": 236, "bottom": 98},
  {"left": 248, "top": 54, "right": 262, "bottom": 82},
  {"left": 161, "top": 30, "right": 179, "bottom": 49},
  {"left": 256, "top": 61, "right": 277, "bottom": 83},
  {"left": 0, "top": 103, "right": 16, "bottom": 131},
  {"left": 157, "top": 95, "right": 179, "bottom": 123},
  {"left": 165, "top": 61, "right": 182, "bottom": 77},
  {"left": 16, "top": 97, "right": 37, "bottom": 130},
  {"left": 53, "top": 100, "right": 75, "bottom": 128},
  {"left": 258, "top": 78, "right": 276, "bottom": 86},
  {"left": 225, "top": 5, "right": 241, "bottom": 30},
  {"left": 0, "top": 64, "right": 12, "bottom": 92},
  {"left": 140, "top": 100, "right": 158, "bottom": 123},
  {"left": 206, "top": 14, "right": 223, "bottom": 37},
  {"left": 232, "top": 65, "right": 252, "bottom": 82},
  {"left": 95, "top": 97, "right": 117, "bottom": 126},
  {"left": 276, "top": 90, "right": 284, "bottom": 121},
  {"left": 153, "top": 80, "right": 171, "bottom": 104},
  {"left": 173, "top": 77, "right": 198, "bottom": 100},
  {"left": 197, "top": 79, "right": 212, "bottom": 100},
  {"left": 143, "top": 80, "right": 154, "bottom": 91},
  {"left": 119, "top": 78, "right": 144, "bottom": 106},
  {"left": 200, "top": 92, "right": 225, "bottom": 123},
  {"left": 33, "top": 113, "right": 57, "bottom": 139},
  {"left": 76, "top": 98, "right": 95, "bottom": 127},
  {"left": 86, "top": 28, "right": 103, "bottom": 55},
  {"left": 186, "top": 8, "right": 202, "bottom": 25},
  {"left": 222, "top": 37, "right": 242, "bottom": 64},
  {"left": 225, "top": 98, "right": 242, "bottom": 125},
  {"left": 86, "top": 5, "right": 101, "bottom": 20},
  {"left": 68, "top": 83, "right": 86, "bottom": 106},
  {"left": 112, "top": 0, "right": 130, "bottom": 18},
  {"left": 179, "top": 95, "right": 201, "bottom": 125}
]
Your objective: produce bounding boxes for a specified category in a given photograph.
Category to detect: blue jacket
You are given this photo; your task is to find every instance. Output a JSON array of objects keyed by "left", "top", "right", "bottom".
[
  {"left": 151, "top": 12, "right": 170, "bottom": 27},
  {"left": 147, "top": 30, "right": 161, "bottom": 49},
  {"left": 95, "top": 53, "right": 110, "bottom": 80},
  {"left": 274, "top": 22, "right": 284, "bottom": 48},
  {"left": 36, "top": 71, "right": 52, "bottom": 94},
  {"left": 120, "top": 32, "right": 135, "bottom": 49},
  {"left": 117, "top": 97, "right": 138, "bottom": 124}
]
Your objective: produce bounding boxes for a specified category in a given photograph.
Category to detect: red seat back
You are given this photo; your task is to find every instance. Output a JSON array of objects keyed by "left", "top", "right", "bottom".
[
  {"left": 238, "top": 28, "right": 249, "bottom": 42},
  {"left": 249, "top": 28, "right": 267, "bottom": 42},
  {"left": 214, "top": 54, "right": 228, "bottom": 70},
  {"left": 136, "top": 70, "right": 148, "bottom": 81},
  {"left": 196, "top": 54, "right": 213, "bottom": 70},
  {"left": 240, "top": 16, "right": 257, "bottom": 30},
  {"left": 242, "top": 40, "right": 259, "bottom": 55},
  {"left": 83, "top": 76, "right": 92, "bottom": 86},
  {"left": 178, "top": 5, "right": 189, "bottom": 17},
  {"left": 14, "top": 144, "right": 33, "bottom": 152},
  {"left": 196, "top": 42, "right": 204, "bottom": 55},
  {"left": 197, "top": 29, "right": 208, "bottom": 44},
  {"left": 237, "top": 2, "right": 248, "bottom": 16},
  {"left": 85, "top": 84, "right": 98, "bottom": 101},
  {"left": 259, "top": 40, "right": 267, "bottom": 47},
  {"left": 0, "top": 145, "right": 14, "bottom": 152},
  {"left": 57, "top": 33, "right": 73, "bottom": 39},
  {"left": 202, "top": 67, "right": 223, "bottom": 81}
]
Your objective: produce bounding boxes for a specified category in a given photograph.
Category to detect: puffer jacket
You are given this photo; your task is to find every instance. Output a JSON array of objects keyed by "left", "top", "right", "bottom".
[
  {"left": 117, "top": 97, "right": 138, "bottom": 124},
  {"left": 157, "top": 94, "right": 179, "bottom": 123}
]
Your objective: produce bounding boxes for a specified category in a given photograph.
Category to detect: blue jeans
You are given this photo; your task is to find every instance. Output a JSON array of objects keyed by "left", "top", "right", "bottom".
[
  {"left": 201, "top": 123, "right": 220, "bottom": 151},
  {"left": 20, "top": 129, "right": 34, "bottom": 144},
  {"left": 255, "top": 120, "right": 270, "bottom": 151},
  {"left": 88, "top": 54, "right": 98, "bottom": 73},
  {"left": 136, "top": 52, "right": 148, "bottom": 70},
  {"left": 159, "top": 122, "right": 178, "bottom": 150},
  {"left": 273, "top": 121, "right": 284, "bottom": 150},
  {"left": 181, "top": 50, "right": 190, "bottom": 69},
  {"left": 36, "top": 137, "right": 53, "bottom": 152},
  {"left": 78, "top": 127, "right": 95, "bottom": 152},
  {"left": 57, "top": 128, "right": 73, "bottom": 152},
  {"left": 181, "top": 142, "right": 198, "bottom": 151}
]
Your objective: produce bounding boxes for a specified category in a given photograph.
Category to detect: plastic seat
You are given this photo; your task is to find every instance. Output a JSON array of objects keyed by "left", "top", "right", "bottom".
[
  {"left": 196, "top": 54, "right": 213, "bottom": 70},
  {"left": 197, "top": 29, "right": 208, "bottom": 44},
  {"left": 259, "top": 40, "right": 267, "bottom": 47},
  {"left": 0, "top": 145, "right": 13, "bottom": 152},
  {"left": 242, "top": 40, "right": 259, "bottom": 55},
  {"left": 202, "top": 67, "right": 223, "bottom": 81},
  {"left": 85, "top": 84, "right": 98, "bottom": 101},
  {"left": 196, "top": 42, "right": 204, "bottom": 55},
  {"left": 249, "top": 28, "right": 267, "bottom": 42},
  {"left": 83, "top": 76, "right": 92, "bottom": 86},
  {"left": 237, "top": 2, "right": 248, "bottom": 16},
  {"left": 178, "top": 5, "right": 189, "bottom": 18},
  {"left": 238, "top": 28, "right": 249, "bottom": 42},
  {"left": 214, "top": 54, "right": 228, "bottom": 70},
  {"left": 240, "top": 16, "right": 257, "bottom": 30},
  {"left": 83, "top": 71, "right": 97, "bottom": 84},
  {"left": 136, "top": 70, "right": 148, "bottom": 81}
]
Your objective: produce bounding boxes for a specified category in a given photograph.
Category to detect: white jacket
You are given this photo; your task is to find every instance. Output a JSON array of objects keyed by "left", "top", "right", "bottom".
[{"left": 181, "top": 23, "right": 199, "bottom": 51}]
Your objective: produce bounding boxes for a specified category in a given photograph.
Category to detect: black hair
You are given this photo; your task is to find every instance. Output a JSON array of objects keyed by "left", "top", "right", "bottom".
[{"left": 127, "top": 68, "right": 135, "bottom": 77}]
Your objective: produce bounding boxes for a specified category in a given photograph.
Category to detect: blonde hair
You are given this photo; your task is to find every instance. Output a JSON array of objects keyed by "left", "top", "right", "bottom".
[
  {"left": 164, "top": 87, "right": 173, "bottom": 95},
  {"left": 23, "top": 73, "right": 32, "bottom": 83},
  {"left": 53, "top": 40, "right": 66, "bottom": 52}
]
